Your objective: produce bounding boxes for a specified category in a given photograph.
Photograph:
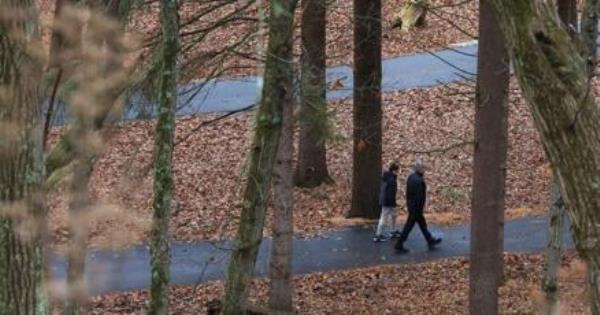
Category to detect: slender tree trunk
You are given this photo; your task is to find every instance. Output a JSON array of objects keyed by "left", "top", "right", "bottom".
[
  {"left": 0, "top": 0, "right": 47, "bottom": 314},
  {"left": 222, "top": 1, "right": 298, "bottom": 313},
  {"left": 468, "top": 2, "right": 510, "bottom": 314},
  {"left": 268, "top": 65, "right": 295, "bottom": 314},
  {"left": 295, "top": 0, "right": 330, "bottom": 188},
  {"left": 148, "top": 0, "right": 180, "bottom": 314},
  {"left": 348, "top": 0, "right": 382, "bottom": 219},
  {"left": 488, "top": 1, "right": 600, "bottom": 313},
  {"left": 542, "top": 175, "right": 566, "bottom": 315}
]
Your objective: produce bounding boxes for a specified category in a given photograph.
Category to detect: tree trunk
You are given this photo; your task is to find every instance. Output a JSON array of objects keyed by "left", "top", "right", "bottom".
[
  {"left": 348, "top": 0, "right": 382, "bottom": 219},
  {"left": 268, "top": 61, "right": 295, "bottom": 314},
  {"left": 222, "top": 0, "right": 298, "bottom": 313},
  {"left": 468, "top": 1, "right": 510, "bottom": 314},
  {"left": 295, "top": 0, "right": 330, "bottom": 188},
  {"left": 148, "top": 0, "right": 180, "bottom": 314},
  {"left": 540, "top": 3, "right": 576, "bottom": 312},
  {"left": 0, "top": 0, "right": 47, "bottom": 314},
  {"left": 542, "top": 175, "right": 566, "bottom": 315},
  {"left": 488, "top": 1, "right": 600, "bottom": 313}
]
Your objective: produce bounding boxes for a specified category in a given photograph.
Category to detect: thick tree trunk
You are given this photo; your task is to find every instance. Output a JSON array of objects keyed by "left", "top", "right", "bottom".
[
  {"left": 148, "top": 0, "right": 180, "bottom": 314},
  {"left": 295, "top": 0, "right": 330, "bottom": 188},
  {"left": 468, "top": 1, "right": 510, "bottom": 314},
  {"left": 488, "top": 1, "right": 600, "bottom": 313},
  {"left": 268, "top": 64, "right": 295, "bottom": 314},
  {"left": 222, "top": 0, "right": 298, "bottom": 313},
  {"left": 348, "top": 0, "right": 382, "bottom": 219},
  {"left": 540, "top": 2, "right": 576, "bottom": 312},
  {"left": 0, "top": 1, "right": 47, "bottom": 314},
  {"left": 542, "top": 175, "right": 566, "bottom": 315}
]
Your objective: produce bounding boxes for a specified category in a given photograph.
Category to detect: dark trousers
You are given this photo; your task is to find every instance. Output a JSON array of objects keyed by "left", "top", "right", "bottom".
[{"left": 396, "top": 210, "right": 433, "bottom": 246}]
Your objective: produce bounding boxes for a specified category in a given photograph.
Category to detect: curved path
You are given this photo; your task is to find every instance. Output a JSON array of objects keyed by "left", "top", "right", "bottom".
[
  {"left": 50, "top": 42, "right": 478, "bottom": 124},
  {"left": 51, "top": 215, "right": 573, "bottom": 295}
]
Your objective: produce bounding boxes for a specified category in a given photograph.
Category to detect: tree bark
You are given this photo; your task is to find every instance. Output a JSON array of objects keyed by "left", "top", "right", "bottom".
[
  {"left": 488, "top": 1, "right": 600, "bottom": 313},
  {"left": 542, "top": 175, "right": 566, "bottom": 315},
  {"left": 222, "top": 0, "right": 298, "bottom": 314},
  {"left": 295, "top": 0, "right": 330, "bottom": 188},
  {"left": 468, "top": 1, "right": 510, "bottom": 314},
  {"left": 268, "top": 60, "right": 295, "bottom": 314},
  {"left": 348, "top": 0, "right": 382, "bottom": 219},
  {"left": 0, "top": 0, "right": 47, "bottom": 314},
  {"left": 540, "top": 3, "right": 576, "bottom": 312},
  {"left": 148, "top": 0, "right": 180, "bottom": 314}
]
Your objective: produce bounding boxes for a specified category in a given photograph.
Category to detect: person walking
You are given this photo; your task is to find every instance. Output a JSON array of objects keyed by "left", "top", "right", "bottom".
[
  {"left": 373, "top": 162, "right": 401, "bottom": 242},
  {"left": 395, "top": 159, "right": 442, "bottom": 253}
]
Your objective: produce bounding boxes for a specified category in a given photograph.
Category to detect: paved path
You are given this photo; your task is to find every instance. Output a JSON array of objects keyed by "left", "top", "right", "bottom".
[
  {"left": 49, "top": 43, "right": 478, "bottom": 125},
  {"left": 159, "top": 43, "right": 477, "bottom": 115},
  {"left": 51, "top": 215, "right": 573, "bottom": 295}
]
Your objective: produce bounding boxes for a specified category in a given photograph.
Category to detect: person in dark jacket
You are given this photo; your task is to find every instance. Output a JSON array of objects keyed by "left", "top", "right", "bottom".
[
  {"left": 373, "top": 162, "right": 401, "bottom": 242},
  {"left": 395, "top": 159, "right": 442, "bottom": 253}
]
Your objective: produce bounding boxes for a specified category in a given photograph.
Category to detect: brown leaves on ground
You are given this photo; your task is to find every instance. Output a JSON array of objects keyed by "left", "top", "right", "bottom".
[
  {"left": 47, "top": 80, "right": 549, "bottom": 248},
  {"left": 38, "top": 0, "right": 479, "bottom": 79},
  {"left": 87, "top": 252, "right": 588, "bottom": 314}
]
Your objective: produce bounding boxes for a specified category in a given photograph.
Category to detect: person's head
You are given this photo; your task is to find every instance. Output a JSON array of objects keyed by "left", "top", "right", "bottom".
[
  {"left": 389, "top": 162, "right": 399, "bottom": 174},
  {"left": 413, "top": 159, "right": 426, "bottom": 175}
]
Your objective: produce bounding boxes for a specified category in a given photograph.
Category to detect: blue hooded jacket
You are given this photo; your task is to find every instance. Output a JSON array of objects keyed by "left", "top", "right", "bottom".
[{"left": 379, "top": 171, "right": 398, "bottom": 207}]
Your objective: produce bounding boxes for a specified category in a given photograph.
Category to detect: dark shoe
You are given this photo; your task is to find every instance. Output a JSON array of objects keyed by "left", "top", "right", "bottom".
[
  {"left": 389, "top": 231, "right": 402, "bottom": 238},
  {"left": 373, "top": 235, "right": 388, "bottom": 243},
  {"left": 395, "top": 245, "right": 410, "bottom": 254},
  {"left": 428, "top": 237, "right": 442, "bottom": 250}
]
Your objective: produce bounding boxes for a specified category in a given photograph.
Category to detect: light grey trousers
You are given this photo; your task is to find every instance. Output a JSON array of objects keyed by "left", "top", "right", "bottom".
[{"left": 376, "top": 206, "right": 398, "bottom": 236}]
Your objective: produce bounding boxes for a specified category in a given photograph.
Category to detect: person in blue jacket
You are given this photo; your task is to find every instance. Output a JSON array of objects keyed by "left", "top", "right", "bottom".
[
  {"left": 394, "top": 159, "right": 442, "bottom": 253},
  {"left": 373, "top": 162, "right": 401, "bottom": 242}
]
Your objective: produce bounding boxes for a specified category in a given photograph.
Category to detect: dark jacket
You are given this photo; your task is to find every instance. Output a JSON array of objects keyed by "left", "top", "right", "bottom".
[
  {"left": 379, "top": 171, "right": 398, "bottom": 207},
  {"left": 406, "top": 171, "right": 426, "bottom": 212}
]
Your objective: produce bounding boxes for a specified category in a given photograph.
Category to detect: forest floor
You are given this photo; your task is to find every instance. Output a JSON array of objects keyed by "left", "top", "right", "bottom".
[
  {"left": 38, "top": 0, "right": 479, "bottom": 79},
  {"left": 46, "top": 79, "right": 551, "bottom": 249},
  {"left": 83, "top": 252, "right": 588, "bottom": 314}
]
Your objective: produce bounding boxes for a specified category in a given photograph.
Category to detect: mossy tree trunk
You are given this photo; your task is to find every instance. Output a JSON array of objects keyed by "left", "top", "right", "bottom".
[
  {"left": 269, "top": 57, "right": 295, "bottom": 313},
  {"left": 148, "top": 0, "right": 180, "bottom": 314},
  {"left": 295, "top": 0, "right": 330, "bottom": 188},
  {"left": 488, "top": 1, "right": 600, "bottom": 313},
  {"left": 0, "top": 0, "right": 47, "bottom": 313},
  {"left": 468, "top": 1, "right": 510, "bottom": 314},
  {"left": 222, "top": 0, "right": 298, "bottom": 313},
  {"left": 349, "top": 0, "right": 382, "bottom": 219},
  {"left": 541, "top": 2, "right": 577, "bottom": 313}
]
